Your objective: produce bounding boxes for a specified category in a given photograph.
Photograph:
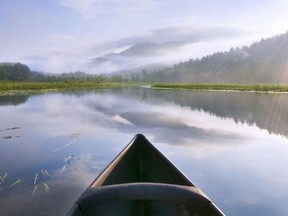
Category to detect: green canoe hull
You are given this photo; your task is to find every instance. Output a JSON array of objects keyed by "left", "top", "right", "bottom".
[{"left": 67, "top": 134, "right": 225, "bottom": 216}]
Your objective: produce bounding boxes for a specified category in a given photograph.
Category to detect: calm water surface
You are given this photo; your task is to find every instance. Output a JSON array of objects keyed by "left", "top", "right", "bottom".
[{"left": 0, "top": 87, "right": 288, "bottom": 216}]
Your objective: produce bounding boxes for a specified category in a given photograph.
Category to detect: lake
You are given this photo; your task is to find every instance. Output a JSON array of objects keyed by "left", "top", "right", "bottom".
[{"left": 1, "top": 87, "right": 288, "bottom": 216}]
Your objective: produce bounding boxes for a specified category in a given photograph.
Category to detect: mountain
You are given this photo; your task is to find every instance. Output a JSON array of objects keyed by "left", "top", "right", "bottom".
[
  {"left": 88, "top": 42, "right": 177, "bottom": 73},
  {"left": 119, "top": 42, "right": 179, "bottom": 57},
  {"left": 89, "top": 31, "right": 288, "bottom": 83},
  {"left": 140, "top": 32, "right": 288, "bottom": 83}
]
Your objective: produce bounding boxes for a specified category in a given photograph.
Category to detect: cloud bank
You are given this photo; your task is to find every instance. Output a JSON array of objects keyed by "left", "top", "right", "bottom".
[
  {"left": 85, "top": 24, "right": 248, "bottom": 73},
  {"left": 3, "top": 0, "right": 287, "bottom": 74},
  {"left": 26, "top": 23, "right": 248, "bottom": 74}
]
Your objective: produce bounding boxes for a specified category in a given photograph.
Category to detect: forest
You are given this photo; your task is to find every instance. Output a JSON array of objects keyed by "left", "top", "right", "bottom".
[
  {"left": 0, "top": 63, "right": 33, "bottom": 81},
  {"left": 137, "top": 32, "right": 288, "bottom": 83},
  {"left": 0, "top": 62, "right": 129, "bottom": 83},
  {"left": 2, "top": 31, "right": 288, "bottom": 85}
]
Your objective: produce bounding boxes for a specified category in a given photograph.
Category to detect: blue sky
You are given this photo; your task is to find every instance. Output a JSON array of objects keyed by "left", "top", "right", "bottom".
[{"left": 1, "top": 0, "right": 288, "bottom": 73}]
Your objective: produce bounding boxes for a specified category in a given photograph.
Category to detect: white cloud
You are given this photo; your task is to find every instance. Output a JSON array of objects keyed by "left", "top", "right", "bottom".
[
  {"left": 112, "top": 114, "right": 134, "bottom": 125},
  {"left": 2, "top": 0, "right": 288, "bottom": 74},
  {"left": 25, "top": 34, "right": 99, "bottom": 73},
  {"left": 3, "top": 0, "right": 287, "bottom": 74},
  {"left": 59, "top": 0, "right": 156, "bottom": 19},
  {"left": 84, "top": 23, "right": 249, "bottom": 73},
  {"left": 59, "top": 0, "right": 105, "bottom": 19},
  {"left": 25, "top": 22, "right": 250, "bottom": 73},
  {"left": 114, "top": 0, "right": 156, "bottom": 16}
]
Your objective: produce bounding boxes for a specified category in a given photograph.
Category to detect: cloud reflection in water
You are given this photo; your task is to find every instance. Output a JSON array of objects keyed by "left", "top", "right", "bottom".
[{"left": 1, "top": 89, "right": 288, "bottom": 215}]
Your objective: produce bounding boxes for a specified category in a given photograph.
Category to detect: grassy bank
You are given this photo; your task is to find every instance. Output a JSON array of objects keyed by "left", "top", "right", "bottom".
[
  {"left": 151, "top": 83, "right": 288, "bottom": 93},
  {"left": 3, "top": 82, "right": 288, "bottom": 95},
  {"left": 0, "top": 81, "right": 137, "bottom": 95}
]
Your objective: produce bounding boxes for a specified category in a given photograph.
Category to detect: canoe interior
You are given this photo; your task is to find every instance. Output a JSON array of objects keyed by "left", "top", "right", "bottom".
[
  {"left": 91, "top": 134, "right": 193, "bottom": 187},
  {"left": 68, "top": 134, "right": 225, "bottom": 216}
]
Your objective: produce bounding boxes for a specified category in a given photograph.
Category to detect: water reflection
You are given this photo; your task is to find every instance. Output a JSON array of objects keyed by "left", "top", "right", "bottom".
[
  {"left": 2, "top": 89, "right": 288, "bottom": 138},
  {"left": 141, "top": 89, "right": 288, "bottom": 138},
  {"left": 0, "top": 95, "right": 29, "bottom": 106},
  {"left": 0, "top": 88, "right": 288, "bottom": 215}
]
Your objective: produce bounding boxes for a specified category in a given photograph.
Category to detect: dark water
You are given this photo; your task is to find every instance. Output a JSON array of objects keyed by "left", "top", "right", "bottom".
[{"left": 0, "top": 87, "right": 288, "bottom": 216}]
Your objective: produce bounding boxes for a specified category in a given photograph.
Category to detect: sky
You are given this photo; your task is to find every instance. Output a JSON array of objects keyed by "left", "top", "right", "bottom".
[{"left": 1, "top": 0, "right": 288, "bottom": 74}]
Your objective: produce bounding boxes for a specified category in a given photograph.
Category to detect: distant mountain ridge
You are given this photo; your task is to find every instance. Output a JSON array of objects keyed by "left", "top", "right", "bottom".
[
  {"left": 88, "top": 42, "right": 180, "bottom": 73},
  {"left": 2, "top": 32, "right": 288, "bottom": 84},
  {"left": 140, "top": 31, "right": 288, "bottom": 83},
  {"left": 119, "top": 42, "right": 179, "bottom": 56}
]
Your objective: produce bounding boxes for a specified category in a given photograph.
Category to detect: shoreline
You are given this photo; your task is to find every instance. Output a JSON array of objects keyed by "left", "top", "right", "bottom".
[
  {"left": 150, "top": 83, "right": 288, "bottom": 94},
  {"left": 2, "top": 82, "right": 288, "bottom": 95},
  {"left": 0, "top": 82, "right": 138, "bottom": 96}
]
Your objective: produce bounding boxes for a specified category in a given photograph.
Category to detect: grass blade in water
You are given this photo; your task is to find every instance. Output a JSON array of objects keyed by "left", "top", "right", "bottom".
[
  {"left": 64, "top": 155, "right": 76, "bottom": 163},
  {"left": 32, "top": 185, "right": 38, "bottom": 195},
  {"left": 60, "top": 164, "right": 67, "bottom": 173},
  {"left": 42, "top": 182, "right": 50, "bottom": 193},
  {"left": 10, "top": 179, "right": 23, "bottom": 187},
  {"left": 52, "top": 140, "right": 76, "bottom": 153},
  {"left": 0, "top": 171, "right": 8, "bottom": 183},
  {"left": 34, "top": 173, "right": 38, "bottom": 185},
  {"left": 44, "top": 169, "right": 51, "bottom": 178}
]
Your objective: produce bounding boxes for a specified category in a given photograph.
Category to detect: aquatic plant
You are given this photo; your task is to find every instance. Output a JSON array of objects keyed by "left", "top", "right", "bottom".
[
  {"left": 0, "top": 127, "right": 20, "bottom": 132},
  {"left": 60, "top": 164, "right": 67, "bottom": 173},
  {"left": 0, "top": 171, "right": 8, "bottom": 183},
  {"left": 2, "top": 132, "right": 81, "bottom": 197},
  {"left": 52, "top": 140, "right": 76, "bottom": 153},
  {"left": 34, "top": 173, "right": 38, "bottom": 185},
  {"left": 64, "top": 155, "right": 76, "bottom": 164},
  {"left": 10, "top": 179, "right": 23, "bottom": 187},
  {"left": 32, "top": 185, "right": 38, "bottom": 195},
  {"left": 42, "top": 182, "right": 50, "bottom": 193},
  {"left": 44, "top": 169, "right": 51, "bottom": 178}
]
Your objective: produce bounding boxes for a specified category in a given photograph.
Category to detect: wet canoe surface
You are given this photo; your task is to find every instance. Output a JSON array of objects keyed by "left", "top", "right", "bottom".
[{"left": 67, "top": 134, "right": 225, "bottom": 216}]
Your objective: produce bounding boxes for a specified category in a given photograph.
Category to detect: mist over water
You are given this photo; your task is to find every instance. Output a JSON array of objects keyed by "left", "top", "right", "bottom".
[{"left": 1, "top": 88, "right": 288, "bottom": 215}]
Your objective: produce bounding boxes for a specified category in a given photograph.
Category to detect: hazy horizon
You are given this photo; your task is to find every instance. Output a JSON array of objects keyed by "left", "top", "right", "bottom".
[{"left": 1, "top": 0, "right": 288, "bottom": 74}]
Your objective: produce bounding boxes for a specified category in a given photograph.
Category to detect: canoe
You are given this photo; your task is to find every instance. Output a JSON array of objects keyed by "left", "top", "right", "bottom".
[{"left": 67, "top": 134, "right": 225, "bottom": 216}]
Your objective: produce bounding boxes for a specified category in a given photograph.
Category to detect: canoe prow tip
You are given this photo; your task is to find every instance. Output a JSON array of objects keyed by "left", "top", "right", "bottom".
[
  {"left": 131, "top": 134, "right": 151, "bottom": 145},
  {"left": 131, "top": 134, "right": 155, "bottom": 149},
  {"left": 134, "top": 133, "right": 147, "bottom": 140}
]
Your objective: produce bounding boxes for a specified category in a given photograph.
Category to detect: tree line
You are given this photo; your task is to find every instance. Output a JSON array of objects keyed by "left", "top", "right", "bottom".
[
  {"left": 0, "top": 62, "right": 33, "bottom": 81},
  {"left": 136, "top": 31, "right": 288, "bottom": 84},
  {"left": 0, "top": 62, "right": 143, "bottom": 83},
  {"left": 3, "top": 31, "right": 287, "bottom": 84}
]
